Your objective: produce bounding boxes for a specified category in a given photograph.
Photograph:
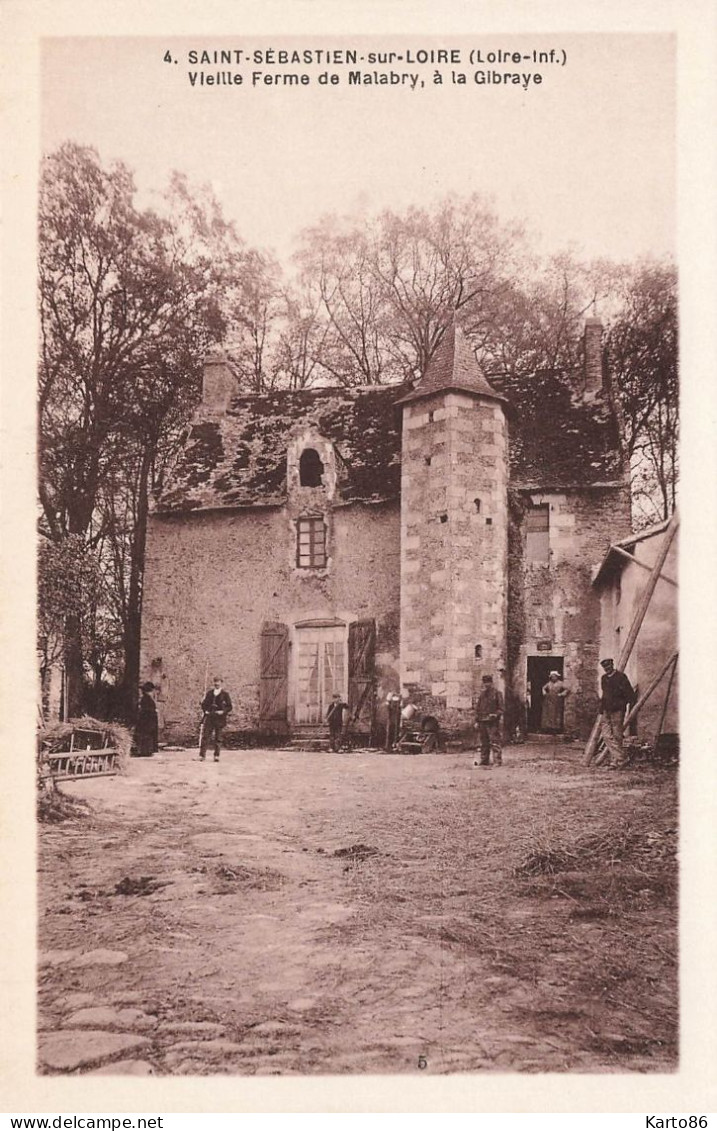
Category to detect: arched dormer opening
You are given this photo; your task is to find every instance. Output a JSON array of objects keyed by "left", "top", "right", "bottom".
[
  {"left": 287, "top": 430, "right": 337, "bottom": 501},
  {"left": 299, "top": 448, "right": 324, "bottom": 488}
]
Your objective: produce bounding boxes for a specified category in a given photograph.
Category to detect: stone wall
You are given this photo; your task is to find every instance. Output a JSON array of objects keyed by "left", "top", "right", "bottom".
[
  {"left": 140, "top": 499, "right": 401, "bottom": 742},
  {"left": 508, "top": 484, "right": 632, "bottom": 738},
  {"left": 400, "top": 391, "right": 508, "bottom": 727}
]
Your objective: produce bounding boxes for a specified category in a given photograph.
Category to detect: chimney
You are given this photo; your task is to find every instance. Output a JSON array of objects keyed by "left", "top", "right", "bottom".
[
  {"left": 583, "top": 317, "right": 604, "bottom": 395},
  {"left": 202, "top": 349, "right": 237, "bottom": 413}
]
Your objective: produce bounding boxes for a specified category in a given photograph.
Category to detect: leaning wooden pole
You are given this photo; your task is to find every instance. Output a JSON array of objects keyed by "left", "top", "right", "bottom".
[
  {"left": 624, "top": 651, "right": 679, "bottom": 727},
  {"left": 654, "top": 653, "right": 678, "bottom": 748},
  {"left": 615, "top": 513, "right": 679, "bottom": 671},
  {"left": 585, "top": 510, "right": 679, "bottom": 763},
  {"left": 583, "top": 718, "right": 604, "bottom": 765}
]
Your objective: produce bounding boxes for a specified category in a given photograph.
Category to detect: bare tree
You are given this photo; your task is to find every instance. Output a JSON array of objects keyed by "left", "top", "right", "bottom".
[
  {"left": 478, "top": 253, "right": 627, "bottom": 377},
  {"left": 371, "top": 195, "right": 522, "bottom": 377},
  {"left": 286, "top": 195, "right": 524, "bottom": 385},
  {"left": 273, "top": 281, "right": 330, "bottom": 390},
  {"left": 293, "top": 218, "right": 396, "bottom": 384},
  {"left": 222, "top": 247, "right": 283, "bottom": 391},
  {"left": 605, "top": 261, "right": 678, "bottom": 525}
]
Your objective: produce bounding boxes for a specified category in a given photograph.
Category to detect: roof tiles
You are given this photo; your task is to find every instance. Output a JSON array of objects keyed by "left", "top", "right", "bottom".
[{"left": 156, "top": 331, "right": 626, "bottom": 514}]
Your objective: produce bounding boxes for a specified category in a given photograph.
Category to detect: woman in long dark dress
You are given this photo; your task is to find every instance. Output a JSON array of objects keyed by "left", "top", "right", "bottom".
[
  {"left": 541, "top": 671, "right": 569, "bottom": 734},
  {"left": 135, "top": 681, "right": 159, "bottom": 756}
]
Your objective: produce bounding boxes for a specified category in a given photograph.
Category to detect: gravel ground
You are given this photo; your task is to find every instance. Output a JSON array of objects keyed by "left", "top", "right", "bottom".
[{"left": 37, "top": 743, "right": 678, "bottom": 1076}]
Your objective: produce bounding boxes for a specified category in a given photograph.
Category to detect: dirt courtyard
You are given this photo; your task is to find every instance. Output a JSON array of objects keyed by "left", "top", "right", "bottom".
[{"left": 37, "top": 743, "right": 678, "bottom": 1076}]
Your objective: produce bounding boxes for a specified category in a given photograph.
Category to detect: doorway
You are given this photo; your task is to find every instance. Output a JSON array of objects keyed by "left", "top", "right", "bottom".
[
  {"left": 526, "top": 655, "right": 564, "bottom": 733},
  {"left": 294, "top": 623, "right": 348, "bottom": 725}
]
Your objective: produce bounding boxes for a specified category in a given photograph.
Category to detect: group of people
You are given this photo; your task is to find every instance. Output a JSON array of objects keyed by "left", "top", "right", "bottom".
[
  {"left": 133, "top": 675, "right": 233, "bottom": 761},
  {"left": 134, "top": 657, "right": 636, "bottom": 768},
  {"left": 474, "top": 660, "right": 636, "bottom": 768},
  {"left": 327, "top": 691, "right": 440, "bottom": 754}
]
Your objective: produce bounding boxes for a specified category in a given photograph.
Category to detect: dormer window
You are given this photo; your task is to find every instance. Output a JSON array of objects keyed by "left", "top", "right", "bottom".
[
  {"left": 296, "top": 516, "right": 327, "bottom": 569},
  {"left": 299, "top": 448, "right": 324, "bottom": 488}
]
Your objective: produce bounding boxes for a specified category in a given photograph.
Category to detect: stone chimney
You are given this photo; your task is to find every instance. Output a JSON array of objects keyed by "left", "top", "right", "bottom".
[
  {"left": 202, "top": 349, "right": 237, "bottom": 413},
  {"left": 583, "top": 317, "right": 604, "bottom": 395}
]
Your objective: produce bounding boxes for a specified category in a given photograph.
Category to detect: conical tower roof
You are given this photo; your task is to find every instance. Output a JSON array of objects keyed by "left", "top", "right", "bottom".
[{"left": 397, "top": 322, "right": 505, "bottom": 405}]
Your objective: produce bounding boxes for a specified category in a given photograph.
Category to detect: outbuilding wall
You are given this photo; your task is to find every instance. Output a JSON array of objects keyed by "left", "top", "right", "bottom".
[
  {"left": 597, "top": 532, "right": 678, "bottom": 739},
  {"left": 140, "top": 500, "right": 401, "bottom": 742}
]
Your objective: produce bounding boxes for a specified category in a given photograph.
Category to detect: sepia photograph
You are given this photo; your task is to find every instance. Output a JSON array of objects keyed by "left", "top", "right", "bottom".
[
  {"left": 1, "top": 5, "right": 711, "bottom": 1113},
  {"left": 31, "top": 33, "right": 682, "bottom": 1082}
]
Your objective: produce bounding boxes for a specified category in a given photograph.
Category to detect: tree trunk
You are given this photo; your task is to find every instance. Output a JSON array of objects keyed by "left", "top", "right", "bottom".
[
  {"left": 61, "top": 504, "right": 99, "bottom": 717},
  {"left": 64, "top": 612, "right": 85, "bottom": 718},
  {"left": 122, "top": 445, "right": 152, "bottom": 722}
]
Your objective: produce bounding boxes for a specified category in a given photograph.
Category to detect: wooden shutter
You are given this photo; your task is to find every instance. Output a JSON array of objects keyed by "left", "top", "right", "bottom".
[
  {"left": 348, "top": 619, "right": 376, "bottom": 739},
  {"left": 259, "top": 621, "right": 289, "bottom": 733}
]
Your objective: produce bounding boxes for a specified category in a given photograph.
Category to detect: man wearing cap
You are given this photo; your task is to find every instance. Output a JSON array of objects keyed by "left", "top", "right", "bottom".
[
  {"left": 475, "top": 675, "right": 504, "bottom": 767},
  {"left": 326, "top": 692, "right": 348, "bottom": 752},
  {"left": 199, "top": 676, "right": 233, "bottom": 762},
  {"left": 599, "top": 659, "right": 636, "bottom": 769}
]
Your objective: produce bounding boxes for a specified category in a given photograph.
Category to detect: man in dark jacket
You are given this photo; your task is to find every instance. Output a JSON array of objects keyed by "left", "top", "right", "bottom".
[
  {"left": 326, "top": 693, "right": 348, "bottom": 752},
  {"left": 475, "top": 675, "right": 504, "bottom": 767},
  {"left": 199, "top": 677, "right": 233, "bottom": 762},
  {"left": 599, "top": 659, "right": 637, "bottom": 768}
]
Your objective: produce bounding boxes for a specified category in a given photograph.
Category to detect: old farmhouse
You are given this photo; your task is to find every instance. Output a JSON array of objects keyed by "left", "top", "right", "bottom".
[{"left": 140, "top": 320, "right": 631, "bottom": 745}]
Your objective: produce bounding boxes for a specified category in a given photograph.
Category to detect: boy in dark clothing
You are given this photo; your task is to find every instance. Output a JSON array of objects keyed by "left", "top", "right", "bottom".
[
  {"left": 599, "top": 659, "right": 636, "bottom": 768},
  {"left": 326, "top": 693, "right": 348, "bottom": 752},
  {"left": 199, "top": 677, "right": 233, "bottom": 762},
  {"left": 475, "top": 675, "right": 504, "bottom": 766}
]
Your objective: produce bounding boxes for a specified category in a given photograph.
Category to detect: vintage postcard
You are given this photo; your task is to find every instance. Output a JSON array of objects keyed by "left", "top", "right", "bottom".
[{"left": 1, "top": 0, "right": 715, "bottom": 1117}]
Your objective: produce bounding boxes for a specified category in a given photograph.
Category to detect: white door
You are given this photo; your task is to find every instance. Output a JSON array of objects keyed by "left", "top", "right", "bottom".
[{"left": 295, "top": 625, "right": 347, "bottom": 724}]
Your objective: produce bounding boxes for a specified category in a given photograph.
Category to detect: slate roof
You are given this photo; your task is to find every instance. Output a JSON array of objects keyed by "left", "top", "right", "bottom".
[
  {"left": 157, "top": 383, "right": 409, "bottom": 513},
  {"left": 501, "top": 368, "right": 625, "bottom": 488},
  {"left": 397, "top": 324, "right": 506, "bottom": 405},
  {"left": 156, "top": 343, "right": 626, "bottom": 514}
]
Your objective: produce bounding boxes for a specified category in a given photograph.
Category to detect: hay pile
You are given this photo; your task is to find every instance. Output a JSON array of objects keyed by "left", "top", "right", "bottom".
[
  {"left": 36, "top": 716, "right": 133, "bottom": 823},
  {"left": 37, "top": 715, "right": 132, "bottom": 766},
  {"left": 513, "top": 819, "right": 678, "bottom": 917},
  {"left": 37, "top": 788, "right": 92, "bottom": 824},
  {"left": 514, "top": 821, "right": 677, "bottom": 877}
]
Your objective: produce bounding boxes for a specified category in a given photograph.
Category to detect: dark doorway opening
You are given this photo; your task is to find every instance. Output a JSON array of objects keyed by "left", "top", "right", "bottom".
[{"left": 526, "top": 655, "right": 564, "bottom": 733}]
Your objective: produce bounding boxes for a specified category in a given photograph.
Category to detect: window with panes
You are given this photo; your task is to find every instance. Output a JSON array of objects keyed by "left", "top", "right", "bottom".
[{"left": 296, "top": 516, "right": 327, "bottom": 568}]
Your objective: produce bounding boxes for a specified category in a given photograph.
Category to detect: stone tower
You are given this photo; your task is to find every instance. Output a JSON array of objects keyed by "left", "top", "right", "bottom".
[{"left": 397, "top": 324, "right": 509, "bottom": 725}]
